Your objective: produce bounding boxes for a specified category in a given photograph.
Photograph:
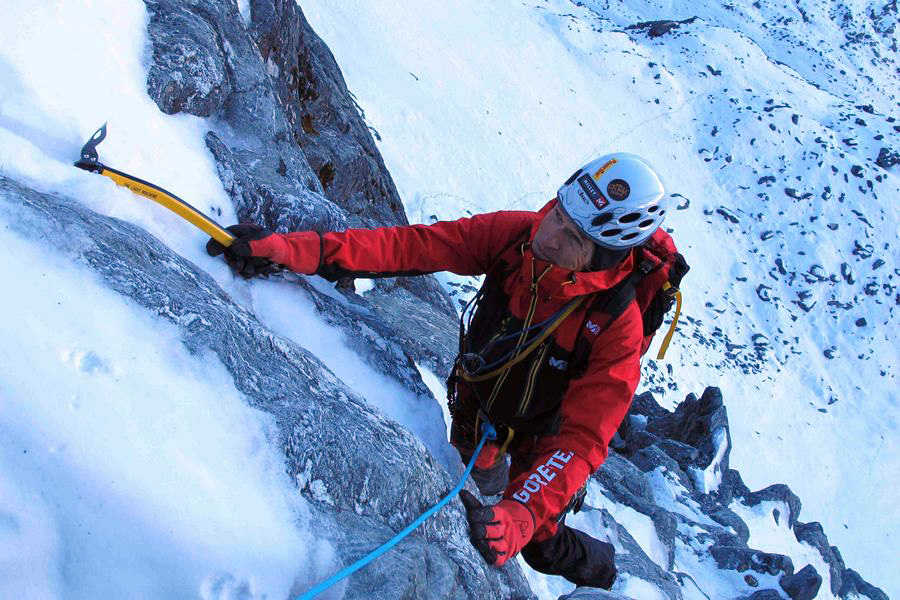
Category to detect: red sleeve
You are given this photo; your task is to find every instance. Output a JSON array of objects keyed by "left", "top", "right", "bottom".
[
  {"left": 248, "top": 211, "right": 535, "bottom": 279},
  {"left": 503, "top": 303, "right": 643, "bottom": 537}
]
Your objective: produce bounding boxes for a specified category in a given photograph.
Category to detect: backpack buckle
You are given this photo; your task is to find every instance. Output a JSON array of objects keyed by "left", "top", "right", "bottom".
[{"left": 638, "top": 259, "right": 654, "bottom": 275}]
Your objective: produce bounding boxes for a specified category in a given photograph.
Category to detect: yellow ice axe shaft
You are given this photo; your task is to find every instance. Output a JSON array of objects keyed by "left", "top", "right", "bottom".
[
  {"left": 96, "top": 165, "right": 234, "bottom": 246},
  {"left": 75, "top": 124, "right": 235, "bottom": 246}
]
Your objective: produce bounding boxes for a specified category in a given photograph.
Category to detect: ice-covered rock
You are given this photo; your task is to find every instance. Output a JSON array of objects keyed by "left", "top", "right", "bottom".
[{"left": 0, "top": 176, "right": 533, "bottom": 599}]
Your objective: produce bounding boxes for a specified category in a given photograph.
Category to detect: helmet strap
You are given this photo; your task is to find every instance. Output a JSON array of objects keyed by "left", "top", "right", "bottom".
[{"left": 589, "top": 245, "right": 630, "bottom": 271}]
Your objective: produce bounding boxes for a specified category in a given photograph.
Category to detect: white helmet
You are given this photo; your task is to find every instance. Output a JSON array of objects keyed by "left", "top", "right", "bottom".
[{"left": 557, "top": 152, "right": 667, "bottom": 249}]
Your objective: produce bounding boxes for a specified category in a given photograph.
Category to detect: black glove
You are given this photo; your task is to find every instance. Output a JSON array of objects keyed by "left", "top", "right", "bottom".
[{"left": 206, "top": 223, "right": 279, "bottom": 279}]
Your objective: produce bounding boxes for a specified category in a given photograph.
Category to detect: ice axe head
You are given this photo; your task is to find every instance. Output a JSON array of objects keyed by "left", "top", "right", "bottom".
[{"left": 75, "top": 123, "right": 108, "bottom": 172}]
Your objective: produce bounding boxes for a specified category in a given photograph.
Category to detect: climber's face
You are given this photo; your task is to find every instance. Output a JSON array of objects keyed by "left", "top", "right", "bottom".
[{"left": 532, "top": 204, "right": 595, "bottom": 271}]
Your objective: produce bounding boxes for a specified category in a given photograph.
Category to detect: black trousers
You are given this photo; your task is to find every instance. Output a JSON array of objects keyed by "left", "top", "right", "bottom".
[{"left": 520, "top": 524, "right": 617, "bottom": 589}]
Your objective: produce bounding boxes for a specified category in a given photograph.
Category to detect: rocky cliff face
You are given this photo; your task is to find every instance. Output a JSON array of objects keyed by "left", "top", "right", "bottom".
[
  {"left": 144, "top": 0, "right": 458, "bottom": 381},
  {"left": 2, "top": 0, "right": 887, "bottom": 598},
  {"left": 587, "top": 387, "right": 887, "bottom": 600}
]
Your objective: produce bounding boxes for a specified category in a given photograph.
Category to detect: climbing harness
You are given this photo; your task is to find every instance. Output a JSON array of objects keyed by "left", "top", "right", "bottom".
[
  {"left": 296, "top": 422, "right": 498, "bottom": 600},
  {"left": 74, "top": 123, "right": 235, "bottom": 246}
]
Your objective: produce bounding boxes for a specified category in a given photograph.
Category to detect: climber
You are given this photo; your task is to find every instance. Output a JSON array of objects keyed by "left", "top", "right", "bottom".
[{"left": 207, "top": 153, "right": 673, "bottom": 590}]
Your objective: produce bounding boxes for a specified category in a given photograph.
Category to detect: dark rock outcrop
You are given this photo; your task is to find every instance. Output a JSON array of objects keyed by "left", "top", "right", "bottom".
[
  {"left": 248, "top": 0, "right": 407, "bottom": 229},
  {"left": 741, "top": 591, "right": 784, "bottom": 600},
  {"left": 625, "top": 17, "right": 698, "bottom": 38},
  {"left": 144, "top": 0, "right": 343, "bottom": 234},
  {"left": 793, "top": 521, "right": 843, "bottom": 594},
  {"left": 779, "top": 564, "right": 822, "bottom": 600},
  {"left": 243, "top": 0, "right": 457, "bottom": 331},
  {"left": 839, "top": 569, "right": 890, "bottom": 600},
  {"left": 598, "top": 387, "right": 888, "bottom": 599},
  {"left": 708, "top": 545, "right": 794, "bottom": 577},
  {"left": 143, "top": 0, "right": 458, "bottom": 383},
  {"left": 876, "top": 147, "right": 899, "bottom": 169}
]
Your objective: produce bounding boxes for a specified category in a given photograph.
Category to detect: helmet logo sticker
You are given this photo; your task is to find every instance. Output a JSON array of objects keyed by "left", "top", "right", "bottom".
[
  {"left": 592, "top": 159, "right": 617, "bottom": 179},
  {"left": 607, "top": 179, "right": 630, "bottom": 201},
  {"left": 577, "top": 174, "right": 608, "bottom": 210}
]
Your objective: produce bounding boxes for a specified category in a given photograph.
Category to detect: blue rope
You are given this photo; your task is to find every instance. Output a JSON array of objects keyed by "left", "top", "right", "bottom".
[{"left": 296, "top": 422, "right": 498, "bottom": 599}]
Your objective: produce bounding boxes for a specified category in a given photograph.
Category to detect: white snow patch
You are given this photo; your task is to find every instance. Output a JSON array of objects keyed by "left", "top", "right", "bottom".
[
  {"left": 354, "top": 278, "right": 376, "bottom": 295},
  {"left": 617, "top": 572, "right": 669, "bottom": 600},
  {"left": 236, "top": 0, "right": 251, "bottom": 26},
  {"left": 417, "top": 363, "right": 453, "bottom": 442},
  {"left": 579, "top": 482, "right": 669, "bottom": 569},
  {"left": 689, "top": 427, "right": 729, "bottom": 495},
  {"left": 646, "top": 467, "right": 717, "bottom": 527},
  {"left": 731, "top": 499, "right": 837, "bottom": 599},
  {"left": 0, "top": 231, "right": 329, "bottom": 599}
]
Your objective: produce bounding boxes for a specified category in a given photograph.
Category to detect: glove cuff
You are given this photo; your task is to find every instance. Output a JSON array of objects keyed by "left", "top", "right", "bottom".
[{"left": 249, "top": 231, "right": 321, "bottom": 274}]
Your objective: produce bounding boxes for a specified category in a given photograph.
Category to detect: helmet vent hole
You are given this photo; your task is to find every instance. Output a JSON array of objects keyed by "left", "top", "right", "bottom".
[
  {"left": 621, "top": 232, "right": 640, "bottom": 241},
  {"left": 600, "top": 229, "right": 622, "bottom": 238},
  {"left": 639, "top": 219, "right": 656, "bottom": 228},
  {"left": 619, "top": 212, "right": 641, "bottom": 224},
  {"left": 564, "top": 169, "right": 582, "bottom": 185},
  {"left": 592, "top": 213, "right": 614, "bottom": 226},
  {"left": 659, "top": 210, "right": 666, "bottom": 216},
  {"left": 648, "top": 206, "right": 659, "bottom": 213}
]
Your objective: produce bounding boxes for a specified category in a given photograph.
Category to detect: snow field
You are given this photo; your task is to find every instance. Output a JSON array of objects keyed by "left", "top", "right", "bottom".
[{"left": 0, "top": 231, "right": 327, "bottom": 599}]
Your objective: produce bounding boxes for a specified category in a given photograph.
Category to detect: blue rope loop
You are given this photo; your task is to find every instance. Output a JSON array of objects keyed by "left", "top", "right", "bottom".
[{"left": 296, "top": 420, "right": 497, "bottom": 599}]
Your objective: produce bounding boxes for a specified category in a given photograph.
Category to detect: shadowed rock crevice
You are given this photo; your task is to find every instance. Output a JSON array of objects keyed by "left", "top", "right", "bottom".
[
  {"left": 248, "top": 0, "right": 407, "bottom": 229},
  {"left": 245, "top": 0, "right": 458, "bottom": 328}
]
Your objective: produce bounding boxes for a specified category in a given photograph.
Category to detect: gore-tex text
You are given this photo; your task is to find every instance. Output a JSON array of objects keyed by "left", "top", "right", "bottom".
[{"left": 511, "top": 450, "right": 574, "bottom": 503}]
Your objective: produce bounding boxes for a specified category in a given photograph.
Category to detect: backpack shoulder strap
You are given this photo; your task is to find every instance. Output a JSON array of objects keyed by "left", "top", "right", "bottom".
[
  {"left": 569, "top": 252, "right": 654, "bottom": 374},
  {"left": 456, "top": 226, "right": 532, "bottom": 353}
]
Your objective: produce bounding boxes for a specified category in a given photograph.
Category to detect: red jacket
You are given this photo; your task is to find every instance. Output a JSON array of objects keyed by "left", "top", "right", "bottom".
[{"left": 249, "top": 201, "right": 642, "bottom": 540}]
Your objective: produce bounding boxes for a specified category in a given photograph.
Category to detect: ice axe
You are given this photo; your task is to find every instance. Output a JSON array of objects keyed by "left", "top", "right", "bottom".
[{"left": 74, "top": 123, "right": 235, "bottom": 246}]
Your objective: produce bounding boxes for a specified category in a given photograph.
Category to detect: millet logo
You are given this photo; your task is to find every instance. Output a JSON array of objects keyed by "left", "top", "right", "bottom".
[
  {"left": 549, "top": 356, "right": 568, "bottom": 370},
  {"left": 577, "top": 174, "right": 608, "bottom": 210},
  {"left": 585, "top": 320, "right": 601, "bottom": 335}
]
